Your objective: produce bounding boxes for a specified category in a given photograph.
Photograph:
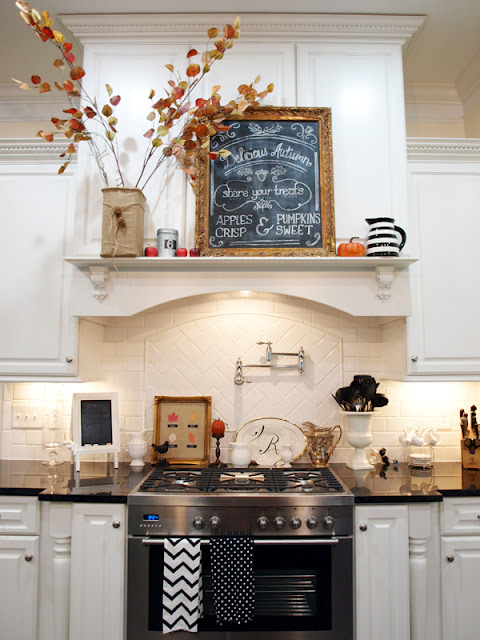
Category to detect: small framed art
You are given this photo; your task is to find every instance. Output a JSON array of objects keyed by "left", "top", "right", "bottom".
[{"left": 152, "top": 396, "right": 212, "bottom": 465}]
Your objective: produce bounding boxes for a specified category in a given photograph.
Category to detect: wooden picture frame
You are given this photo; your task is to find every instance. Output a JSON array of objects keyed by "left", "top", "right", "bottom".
[
  {"left": 195, "top": 106, "right": 335, "bottom": 256},
  {"left": 72, "top": 392, "right": 120, "bottom": 471},
  {"left": 152, "top": 396, "right": 212, "bottom": 465}
]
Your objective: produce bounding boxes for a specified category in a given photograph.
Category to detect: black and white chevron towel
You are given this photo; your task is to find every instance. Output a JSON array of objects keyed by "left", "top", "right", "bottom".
[
  {"left": 162, "top": 538, "right": 203, "bottom": 633},
  {"left": 210, "top": 537, "right": 255, "bottom": 625}
]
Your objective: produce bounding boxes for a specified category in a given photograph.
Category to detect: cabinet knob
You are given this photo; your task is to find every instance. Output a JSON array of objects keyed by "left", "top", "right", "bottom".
[
  {"left": 25, "top": 553, "right": 33, "bottom": 562},
  {"left": 65, "top": 356, "right": 73, "bottom": 363},
  {"left": 447, "top": 554, "right": 455, "bottom": 563},
  {"left": 112, "top": 520, "right": 121, "bottom": 529},
  {"left": 477, "top": 514, "right": 480, "bottom": 519},
  {"left": 411, "top": 355, "right": 418, "bottom": 362},
  {"left": 359, "top": 523, "right": 368, "bottom": 532}
]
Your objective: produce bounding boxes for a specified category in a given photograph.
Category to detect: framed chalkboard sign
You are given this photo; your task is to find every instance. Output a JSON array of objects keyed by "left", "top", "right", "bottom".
[
  {"left": 195, "top": 106, "right": 335, "bottom": 256},
  {"left": 72, "top": 392, "right": 120, "bottom": 471}
]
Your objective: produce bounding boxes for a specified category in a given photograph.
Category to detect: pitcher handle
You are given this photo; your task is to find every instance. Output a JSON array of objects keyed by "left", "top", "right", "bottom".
[
  {"left": 332, "top": 425, "right": 342, "bottom": 451},
  {"left": 394, "top": 225, "right": 407, "bottom": 252}
]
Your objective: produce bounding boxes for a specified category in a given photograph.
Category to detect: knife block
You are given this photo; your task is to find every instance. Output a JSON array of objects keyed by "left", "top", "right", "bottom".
[{"left": 461, "top": 438, "right": 480, "bottom": 469}]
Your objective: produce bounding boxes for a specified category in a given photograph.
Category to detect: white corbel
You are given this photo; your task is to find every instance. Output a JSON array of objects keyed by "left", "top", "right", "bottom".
[
  {"left": 375, "top": 266, "right": 395, "bottom": 302},
  {"left": 88, "top": 266, "right": 110, "bottom": 302}
]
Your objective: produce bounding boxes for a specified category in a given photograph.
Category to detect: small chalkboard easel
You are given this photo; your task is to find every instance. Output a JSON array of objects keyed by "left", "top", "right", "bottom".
[{"left": 72, "top": 392, "right": 120, "bottom": 472}]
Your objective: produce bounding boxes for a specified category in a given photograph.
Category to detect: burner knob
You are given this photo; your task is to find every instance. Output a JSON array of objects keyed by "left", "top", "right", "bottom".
[
  {"left": 273, "top": 516, "right": 286, "bottom": 530},
  {"left": 290, "top": 517, "right": 302, "bottom": 530},
  {"left": 323, "top": 516, "right": 335, "bottom": 530},
  {"left": 306, "top": 517, "right": 319, "bottom": 530},
  {"left": 257, "top": 516, "right": 269, "bottom": 530},
  {"left": 192, "top": 516, "right": 205, "bottom": 530},
  {"left": 209, "top": 516, "right": 222, "bottom": 530}
]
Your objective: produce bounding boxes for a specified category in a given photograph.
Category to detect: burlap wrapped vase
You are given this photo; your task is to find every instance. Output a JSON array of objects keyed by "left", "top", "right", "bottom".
[{"left": 101, "top": 187, "right": 146, "bottom": 257}]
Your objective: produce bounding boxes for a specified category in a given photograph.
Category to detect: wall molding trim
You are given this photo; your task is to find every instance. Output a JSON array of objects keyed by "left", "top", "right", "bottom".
[
  {"left": 407, "top": 137, "right": 480, "bottom": 162},
  {"left": 0, "top": 137, "right": 74, "bottom": 165}
]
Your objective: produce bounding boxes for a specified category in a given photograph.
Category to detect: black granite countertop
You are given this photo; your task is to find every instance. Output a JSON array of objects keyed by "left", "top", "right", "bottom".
[
  {"left": 0, "top": 459, "right": 152, "bottom": 502},
  {"left": 1, "top": 459, "right": 480, "bottom": 503},
  {"left": 331, "top": 462, "right": 480, "bottom": 502}
]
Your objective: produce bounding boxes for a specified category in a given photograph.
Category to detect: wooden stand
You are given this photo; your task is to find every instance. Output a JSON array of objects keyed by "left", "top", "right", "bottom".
[{"left": 461, "top": 438, "right": 480, "bottom": 469}]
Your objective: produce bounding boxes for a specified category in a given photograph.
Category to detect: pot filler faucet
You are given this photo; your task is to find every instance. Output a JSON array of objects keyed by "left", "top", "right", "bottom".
[{"left": 235, "top": 340, "right": 305, "bottom": 385}]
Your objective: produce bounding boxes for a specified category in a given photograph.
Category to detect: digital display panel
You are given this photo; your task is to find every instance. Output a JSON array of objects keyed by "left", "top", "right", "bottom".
[{"left": 144, "top": 514, "right": 159, "bottom": 521}]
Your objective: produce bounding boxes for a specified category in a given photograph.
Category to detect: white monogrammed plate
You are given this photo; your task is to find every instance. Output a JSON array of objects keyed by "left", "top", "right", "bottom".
[{"left": 235, "top": 417, "right": 306, "bottom": 467}]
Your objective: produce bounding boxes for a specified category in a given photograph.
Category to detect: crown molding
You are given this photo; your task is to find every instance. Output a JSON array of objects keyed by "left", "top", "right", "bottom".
[
  {"left": 404, "top": 83, "right": 464, "bottom": 123},
  {"left": 0, "top": 83, "right": 65, "bottom": 122},
  {"left": 0, "top": 138, "right": 76, "bottom": 165},
  {"left": 59, "top": 13, "right": 425, "bottom": 44},
  {"left": 407, "top": 137, "right": 480, "bottom": 162}
]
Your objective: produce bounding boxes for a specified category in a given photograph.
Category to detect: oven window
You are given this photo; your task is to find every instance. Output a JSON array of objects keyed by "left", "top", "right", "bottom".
[{"left": 148, "top": 543, "right": 333, "bottom": 632}]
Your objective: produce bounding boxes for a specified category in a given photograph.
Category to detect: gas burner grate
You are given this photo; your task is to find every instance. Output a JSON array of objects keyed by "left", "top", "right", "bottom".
[
  {"left": 138, "top": 467, "right": 210, "bottom": 493},
  {"left": 137, "top": 465, "right": 345, "bottom": 494},
  {"left": 281, "top": 469, "right": 344, "bottom": 493}
]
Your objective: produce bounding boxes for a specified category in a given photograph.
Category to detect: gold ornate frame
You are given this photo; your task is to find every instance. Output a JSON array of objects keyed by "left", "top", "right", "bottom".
[
  {"left": 195, "top": 106, "right": 335, "bottom": 256},
  {"left": 152, "top": 395, "right": 211, "bottom": 465}
]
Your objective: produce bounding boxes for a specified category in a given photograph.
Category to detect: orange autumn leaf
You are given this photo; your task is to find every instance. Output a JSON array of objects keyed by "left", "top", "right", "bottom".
[
  {"left": 39, "top": 82, "right": 50, "bottom": 93},
  {"left": 31, "top": 75, "right": 41, "bottom": 84},
  {"left": 110, "top": 95, "right": 121, "bottom": 106},
  {"left": 207, "top": 27, "right": 218, "bottom": 38},
  {"left": 223, "top": 24, "right": 235, "bottom": 39},
  {"left": 37, "top": 130, "right": 53, "bottom": 142},
  {"left": 187, "top": 48, "right": 199, "bottom": 58},
  {"left": 70, "top": 66, "right": 85, "bottom": 81},
  {"left": 63, "top": 80, "right": 74, "bottom": 92},
  {"left": 186, "top": 64, "right": 200, "bottom": 78}
]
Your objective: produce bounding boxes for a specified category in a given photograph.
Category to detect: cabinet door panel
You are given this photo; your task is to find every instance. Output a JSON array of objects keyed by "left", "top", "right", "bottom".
[
  {"left": 407, "top": 160, "right": 480, "bottom": 375},
  {"left": 0, "top": 535, "right": 39, "bottom": 640},
  {"left": 0, "top": 167, "right": 76, "bottom": 377},
  {"left": 355, "top": 505, "right": 410, "bottom": 640},
  {"left": 441, "top": 536, "right": 480, "bottom": 640},
  {"left": 69, "top": 503, "right": 126, "bottom": 640}
]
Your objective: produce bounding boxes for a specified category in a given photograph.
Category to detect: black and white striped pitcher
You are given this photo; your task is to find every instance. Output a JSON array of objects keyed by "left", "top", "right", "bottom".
[{"left": 365, "top": 217, "right": 406, "bottom": 256}]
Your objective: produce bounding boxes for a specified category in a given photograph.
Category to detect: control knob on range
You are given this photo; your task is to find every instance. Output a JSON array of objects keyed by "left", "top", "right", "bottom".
[
  {"left": 290, "top": 517, "right": 302, "bottom": 530},
  {"left": 192, "top": 516, "right": 205, "bottom": 530},
  {"left": 257, "top": 516, "right": 269, "bottom": 530},
  {"left": 273, "top": 516, "right": 286, "bottom": 530},
  {"left": 306, "top": 517, "right": 319, "bottom": 529},
  {"left": 323, "top": 516, "right": 335, "bottom": 530},
  {"left": 209, "top": 516, "right": 222, "bottom": 530}
]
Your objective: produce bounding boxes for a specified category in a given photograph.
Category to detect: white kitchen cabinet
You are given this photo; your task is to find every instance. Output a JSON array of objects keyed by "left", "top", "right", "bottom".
[
  {"left": 69, "top": 502, "right": 126, "bottom": 640},
  {"left": 0, "top": 152, "right": 78, "bottom": 378},
  {"left": 355, "top": 504, "right": 410, "bottom": 640},
  {"left": 440, "top": 497, "right": 480, "bottom": 640},
  {"left": 405, "top": 139, "right": 480, "bottom": 377},
  {"left": 0, "top": 496, "right": 40, "bottom": 640}
]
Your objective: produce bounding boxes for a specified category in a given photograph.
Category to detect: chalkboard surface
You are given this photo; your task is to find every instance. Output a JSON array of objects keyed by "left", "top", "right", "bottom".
[
  {"left": 80, "top": 399, "right": 113, "bottom": 446},
  {"left": 196, "top": 107, "right": 335, "bottom": 256}
]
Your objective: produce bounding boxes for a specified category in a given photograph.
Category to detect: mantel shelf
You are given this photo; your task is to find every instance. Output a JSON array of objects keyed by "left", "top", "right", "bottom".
[
  {"left": 65, "top": 256, "right": 418, "bottom": 272},
  {"left": 64, "top": 255, "right": 418, "bottom": 317}
]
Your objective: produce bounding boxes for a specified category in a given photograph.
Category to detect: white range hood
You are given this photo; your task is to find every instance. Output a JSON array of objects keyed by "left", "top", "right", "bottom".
[
  {"left": 65, "top": 256, "right": 417, "bottom": 318},
  {"left": 62, "top": 12, "right": 422, "bottom": 320}
]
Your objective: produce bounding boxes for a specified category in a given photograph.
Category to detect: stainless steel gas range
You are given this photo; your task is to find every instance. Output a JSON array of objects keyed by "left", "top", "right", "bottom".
[{"left": 127, "top": 465, "right": 354, "bottom": 640}]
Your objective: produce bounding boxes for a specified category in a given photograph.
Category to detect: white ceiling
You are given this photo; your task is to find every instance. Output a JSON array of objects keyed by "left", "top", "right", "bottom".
[{"left": 2, "top": 0, "right": 480, "bottom": 92}]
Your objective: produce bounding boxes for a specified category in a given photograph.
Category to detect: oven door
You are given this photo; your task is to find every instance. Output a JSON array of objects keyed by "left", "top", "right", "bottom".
[{"left": 127, "top": 537, "right": 353, "bottom": 640}]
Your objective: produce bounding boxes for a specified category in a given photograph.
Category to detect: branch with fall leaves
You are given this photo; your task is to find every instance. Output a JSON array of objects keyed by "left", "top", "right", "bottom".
[{"left": 13, "top": 2, "right": 274, "bottom": 190}]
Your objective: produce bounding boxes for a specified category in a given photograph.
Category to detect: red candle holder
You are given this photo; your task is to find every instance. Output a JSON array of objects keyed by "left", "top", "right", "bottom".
[{"left": 209, "top": 419, "right": 227, "bottom": 467}]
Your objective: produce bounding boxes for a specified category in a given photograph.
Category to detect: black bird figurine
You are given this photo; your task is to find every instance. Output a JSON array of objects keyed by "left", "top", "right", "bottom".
[{"left": 152, "top": 440, "right": 169, "bottom": 466}]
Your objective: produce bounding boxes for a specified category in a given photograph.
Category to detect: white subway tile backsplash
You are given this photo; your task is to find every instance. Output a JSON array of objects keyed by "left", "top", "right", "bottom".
[{"left": 2, "top": 292, "right": 479, "bottom": 462}]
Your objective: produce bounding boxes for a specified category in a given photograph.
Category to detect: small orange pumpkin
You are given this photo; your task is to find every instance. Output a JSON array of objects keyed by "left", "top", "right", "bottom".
[
  {"left": 211, "top": 418, "right": 226, "bottom": 435},
  {"left": 337, "top": 237, "right": 365, "bottom": 257}
]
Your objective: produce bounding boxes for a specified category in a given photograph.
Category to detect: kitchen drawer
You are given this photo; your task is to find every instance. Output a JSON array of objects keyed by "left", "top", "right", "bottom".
[
  {"left": 0, "top": 497, "right": 40, "bottom": 535},
  {"left": 441, "top": 497, "right": 480, "bottom": 535}
]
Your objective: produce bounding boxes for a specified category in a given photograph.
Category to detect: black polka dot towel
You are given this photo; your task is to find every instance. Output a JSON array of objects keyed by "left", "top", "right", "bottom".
[{"left": 210, "top": 537, "right": 255, "bottom": 625}]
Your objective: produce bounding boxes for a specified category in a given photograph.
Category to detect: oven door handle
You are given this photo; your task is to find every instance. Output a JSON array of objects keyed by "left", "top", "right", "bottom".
[{"left": 141, "top": 537, "right": 340, "bottom": 546}]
